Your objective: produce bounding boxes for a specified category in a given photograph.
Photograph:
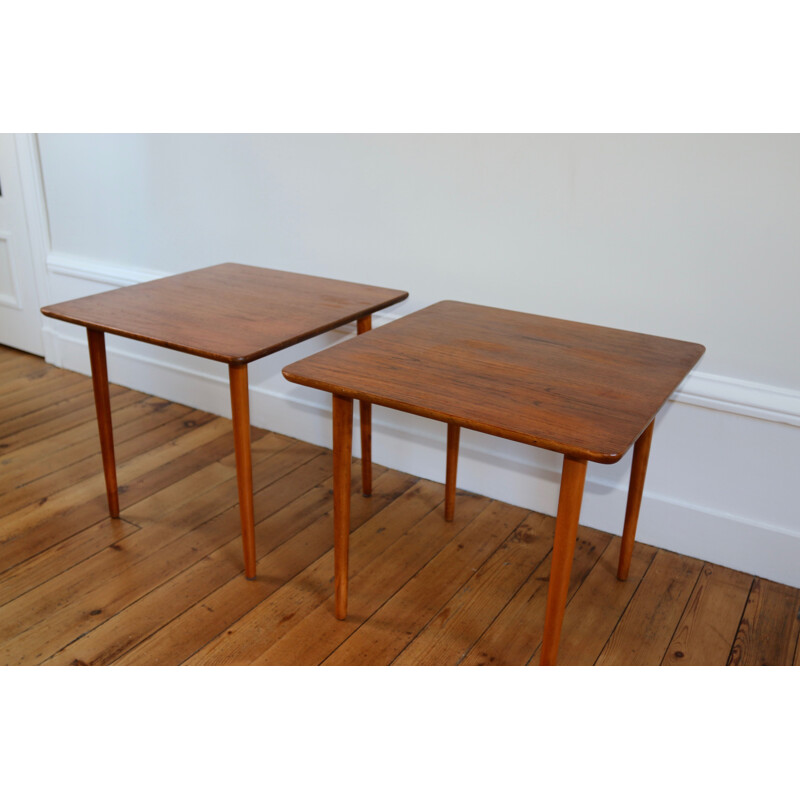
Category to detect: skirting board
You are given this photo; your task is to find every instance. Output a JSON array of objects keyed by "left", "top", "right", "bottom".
[
  {"left": 45, "top": 251, "right": 800, "bottom": 429},
  {"left": 42, "top": 317, "right": 800, "bottom": 590}
]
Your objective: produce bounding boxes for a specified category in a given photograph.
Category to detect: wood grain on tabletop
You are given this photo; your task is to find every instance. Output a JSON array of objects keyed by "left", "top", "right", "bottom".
[
  {"left": 40, "top": 263, "right": 408, "bottom": 363},
  {"left": 283, "top": 300, "right": 705, "bottom": 463}
]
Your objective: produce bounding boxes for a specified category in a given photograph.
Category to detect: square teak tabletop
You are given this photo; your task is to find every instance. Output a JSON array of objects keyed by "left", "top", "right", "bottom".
[
  {"left": 41, "top": 263, "right": 408, "bottom": 579},
  {"left": 282, "top": 300, "right": 705, "bottom": 665}
]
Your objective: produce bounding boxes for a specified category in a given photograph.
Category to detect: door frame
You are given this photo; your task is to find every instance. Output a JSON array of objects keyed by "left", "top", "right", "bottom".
[{"left": 10, "top": 133, "right": 54, "bottom": 358}]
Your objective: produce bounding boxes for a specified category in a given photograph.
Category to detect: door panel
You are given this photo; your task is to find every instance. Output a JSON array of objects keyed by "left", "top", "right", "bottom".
[{"left": 0, "top": 133, "right": 44, "bottom": 356}]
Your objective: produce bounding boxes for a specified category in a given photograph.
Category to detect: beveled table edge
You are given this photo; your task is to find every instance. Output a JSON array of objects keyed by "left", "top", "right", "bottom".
[
  {"left": 41, "top": 293, "right": 409, "bottom": 364},
  {"left": 40, "top": 263, "right": 409, "bottom": 364},
  {"left": 280, "top": 371, "right": 643, "bottom": 464},
  {"left": 282, "top": 300, "right": 706, "bottom": 464}
]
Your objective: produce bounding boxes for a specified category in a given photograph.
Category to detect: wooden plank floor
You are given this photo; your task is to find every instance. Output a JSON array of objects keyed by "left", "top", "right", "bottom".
[{"left": 2, "top": 344, "right": 799, "bottom": 666}]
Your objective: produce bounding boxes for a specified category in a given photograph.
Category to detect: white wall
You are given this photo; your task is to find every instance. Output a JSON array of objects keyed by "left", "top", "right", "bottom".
[{"left": 33, "top": 133, "right": 800, "bottom": 587}]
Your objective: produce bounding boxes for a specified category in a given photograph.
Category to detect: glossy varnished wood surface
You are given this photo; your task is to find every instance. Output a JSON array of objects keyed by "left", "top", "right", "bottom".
[
  {"left": 41, "top": 263, "right": 408, "bottom": 364},
  {"left": 283, "top": 301, "right": 705, "bottom": 463},
  {"left": 0, "top": 347, "right": 797, "bottom": 667}
]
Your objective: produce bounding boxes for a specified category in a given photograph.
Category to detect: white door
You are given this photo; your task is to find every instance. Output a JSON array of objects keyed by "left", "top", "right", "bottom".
[{"left": 0, "top": 133, "right": 44, "bottom": 355}]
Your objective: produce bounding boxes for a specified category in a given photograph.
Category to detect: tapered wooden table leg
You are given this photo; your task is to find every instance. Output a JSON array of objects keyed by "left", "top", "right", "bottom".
[
  {"left": 87, "top": 329, "right": 119, "bottom": 518},
  {"left": 333, "top": 394, "right": 353, "bottom": 619},
  {"left": 357, "top": 315, "right": 372, "bottom": 496},
  {"left": 617, "top": 420, "right": 655, "bottom": 581},
  {"left": 445, "top": 423, "right": 460, "bottom": 521},
  {"left": 359, "top": 400, "right": 372, "bottom": 496},
  {"left": 540, "top": 456, "right": 587, "bottom": 666},
  {"left": 229, "top": 363, "right": 257, "bottom": 579}
]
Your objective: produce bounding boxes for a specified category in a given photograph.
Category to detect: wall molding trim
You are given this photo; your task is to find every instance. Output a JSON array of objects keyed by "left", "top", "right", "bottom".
[
  {"left": 47, "top": 251, "right": 167, "bottom": 287},
  {"left": 673, "top": 371, "right": 800, "bottom": 428},
  {"left": 44, "top": 249, "right": 800, "bottom": 428}
]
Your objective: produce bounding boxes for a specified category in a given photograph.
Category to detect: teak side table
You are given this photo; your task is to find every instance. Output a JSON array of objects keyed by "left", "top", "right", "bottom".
[
  {"left": 282, "top": 300, "right": 705, "bottom": 665},
  {"left": 41, "top": 263, "right": 408, "bottom": 579}
]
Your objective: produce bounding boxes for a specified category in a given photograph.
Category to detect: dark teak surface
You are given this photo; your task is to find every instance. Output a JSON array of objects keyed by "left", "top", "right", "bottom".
[
  {"left": 282, "top": 300, "right": 705, "bottom": 463},
  {"left": 41, "top": 263, "right": 408, "bottom": 364}
]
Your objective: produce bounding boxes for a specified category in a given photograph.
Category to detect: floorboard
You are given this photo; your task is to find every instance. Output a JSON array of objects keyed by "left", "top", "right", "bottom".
[
  {"left": 1, "top": 346, "right": 798, "bottom": 667},
  {"left": 594, "top": 549, "right": 704, "bottom": 666},
  {"left": 727, "top": 578, "right": 800, "bottom": 666}
]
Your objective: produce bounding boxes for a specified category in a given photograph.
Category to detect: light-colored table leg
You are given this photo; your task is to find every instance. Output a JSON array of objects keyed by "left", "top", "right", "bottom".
[
  {"left": 333, "top": 394, "right": 354, "bottom": 619},
  {"left": 87, "top": 329, "right": 119, "bottom": 518},
  {"left": 617, "top": 420, "right": 655, "bottom": 580},
  {"left": 356, "top": 315, "right": 372, "bottom": 497},
  {"left": 229, "top": 363, "right": 257, "bottom": 580},
  {"left": 445, "top": 423, "right": 460, "bottom": 521},
  {"left": 540, "top": 455, "right": 588, "bottom": 665}
]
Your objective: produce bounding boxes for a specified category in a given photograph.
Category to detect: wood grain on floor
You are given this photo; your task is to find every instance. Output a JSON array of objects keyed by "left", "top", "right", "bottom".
[{"left": 1, "top": 346, "right": 798, "bottom": 666}]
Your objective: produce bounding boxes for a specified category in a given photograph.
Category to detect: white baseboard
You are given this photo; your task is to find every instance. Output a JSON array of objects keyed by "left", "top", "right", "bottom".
[
  {"left": 675, "top": 371, "right": 800, "bottom": 428},
  {"left": 47, "top": 251, "right": 167, "bottom": 287},
  {"left": 41, "top": 253, "right": 800, "bottom": 589}
]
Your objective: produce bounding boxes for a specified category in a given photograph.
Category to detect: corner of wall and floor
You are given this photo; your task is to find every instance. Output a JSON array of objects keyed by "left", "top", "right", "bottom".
[{"left": 12, "top": 132, "right": 800, "bottom": 591}]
